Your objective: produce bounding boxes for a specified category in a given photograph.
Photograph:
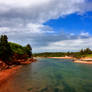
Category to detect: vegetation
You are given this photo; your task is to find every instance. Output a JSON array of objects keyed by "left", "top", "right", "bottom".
[
  {"left": 0, "top": 34, "right": 91, "bottom": 65},
  {"left": 33, "top": 48, "right": 92, "bottom": 59},
  {"left": 0, "top": 35, "right": 13, "bottom": 64},
  {"left": 0, "top": 35, "right": 32, "bottom": 65},
  {"left": 9, "top": 42, "right": 32, "bottom": 56}
]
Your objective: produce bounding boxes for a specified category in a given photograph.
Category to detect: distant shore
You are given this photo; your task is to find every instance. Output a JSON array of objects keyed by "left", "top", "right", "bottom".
[
  {"left": 48, "top": 57, "right": 74, "bottom": 59},
  {"left": 74, "top": 60, "right": 92, "bottom": 64},
  {"left": 48, "top": 57, "right": 92, "bottom": 64},
  {"left": 74, "top": 57, "right": 92, "bottom": 64}
]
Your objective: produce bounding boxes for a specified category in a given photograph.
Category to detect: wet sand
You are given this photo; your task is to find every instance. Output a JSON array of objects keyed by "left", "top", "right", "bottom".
[{"left": 0, "top": 66, "right": 22, "bottom": 86}]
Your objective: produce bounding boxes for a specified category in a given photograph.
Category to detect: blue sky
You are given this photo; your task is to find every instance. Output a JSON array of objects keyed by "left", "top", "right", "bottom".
[
  {"left": 44, "top": 12, "right": 92, "bottom": 35},
  {"left": 0, "top": 0, "right": 92, "bottom": 52}
]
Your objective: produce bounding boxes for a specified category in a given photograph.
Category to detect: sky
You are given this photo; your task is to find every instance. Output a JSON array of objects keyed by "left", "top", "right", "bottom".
[{"left": 0, "top": 0, "right": 92, "bottom": 53}]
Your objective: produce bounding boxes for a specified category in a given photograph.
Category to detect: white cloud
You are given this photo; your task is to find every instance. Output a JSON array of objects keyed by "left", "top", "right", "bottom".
[
  {"left": 0, "top": 0, "right": 91, "bottom": 52},
  {"left": 0, "top": 23, "right": 53, "bottom": 35},
  {"left": 0, "top": 0, "right": 50, "bottom": 7},
  {"left": 40, "top": 37, "right": 92, "bottom": 52},
  {"left": 26, "top": 23, "right": 54, "bottom": 33},
  {"left": 0, "top": 0, "right": 90, "bottom": 23},
  {"left": 80, "top": 32, "right": 89, "bottom": 37}
]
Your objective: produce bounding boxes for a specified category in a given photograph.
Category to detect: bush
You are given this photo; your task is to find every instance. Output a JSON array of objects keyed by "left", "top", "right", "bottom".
[{"left": 0, "top": 35, "right": 32, "bottom": 65}]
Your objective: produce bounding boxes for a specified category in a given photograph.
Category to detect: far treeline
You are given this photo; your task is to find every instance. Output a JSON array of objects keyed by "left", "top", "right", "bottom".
[
  {"left": 33, "top": 48, "right": 92, "bottom": 58},
  {"left": 0, "top": 35, "right": 32, "bottom": 65}
]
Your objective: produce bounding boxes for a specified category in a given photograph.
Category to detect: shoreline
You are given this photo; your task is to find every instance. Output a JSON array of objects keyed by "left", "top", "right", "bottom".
[
  {"left": 48, "top": 57, "right": 74, "bottom": 59},
  {"left": 0, "top": 65, "right": 22, "bottom": 86},
  {"left": 74, "top": 60, "right": 92, "bottom": 64},
  {"left": 0, "top": 58, "right": 37, "bottom": 86},
  {"left": 48, "top": 57, "right": 92, "bottom": 64}
]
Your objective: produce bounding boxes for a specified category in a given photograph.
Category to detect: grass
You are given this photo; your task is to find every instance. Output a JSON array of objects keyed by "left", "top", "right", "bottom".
[{"left": 85, "top": 54, "right": 92, "bottom": 58}]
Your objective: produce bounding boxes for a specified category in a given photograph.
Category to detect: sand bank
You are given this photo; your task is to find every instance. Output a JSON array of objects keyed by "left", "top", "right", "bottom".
[
  {"left": 0, "top": 66, "right": 22, "bottom": 86},
  {"left": 48, "top": 57, "right": 74, "bottom": 59},
  {"left": 74, "top": 60, "right": 92, "bottom": 64},
  {"left": 48, "top": 57, "right": 92, "bottom": 64}
]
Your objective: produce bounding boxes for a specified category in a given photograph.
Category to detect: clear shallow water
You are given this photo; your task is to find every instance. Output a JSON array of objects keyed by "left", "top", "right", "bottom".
[{"left": 0, "top": 58, "right": 92, "bottom": 92}]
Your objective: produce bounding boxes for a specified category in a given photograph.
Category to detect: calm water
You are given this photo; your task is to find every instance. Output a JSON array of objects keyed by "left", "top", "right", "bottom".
[{"left": 0, "top": 58, "right": 92, "bottom": 92}]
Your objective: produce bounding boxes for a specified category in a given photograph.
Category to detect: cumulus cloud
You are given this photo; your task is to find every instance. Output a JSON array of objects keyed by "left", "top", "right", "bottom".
[
  {"left": 80, "top": 32, "right": 90, "bottom": 37},
  {"left": 0, "top": 0, "right": 91, "bottom": 24},
  {"left": 40, "top": 37, "right": 92, "bottom": 52},
  {"left": 0, "top": 0, "right": 92, "bottom": 52}
]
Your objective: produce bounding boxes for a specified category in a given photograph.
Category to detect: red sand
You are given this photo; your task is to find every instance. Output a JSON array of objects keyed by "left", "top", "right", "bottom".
[
  {"left": 0, "top": 58, "right": 36, "bottom": 86},
  {"left": 0, "top": 66, "right": 22, "bottom": 85},
  {"left": 48, "top": 57, "right": 74, "bottom": 59}
]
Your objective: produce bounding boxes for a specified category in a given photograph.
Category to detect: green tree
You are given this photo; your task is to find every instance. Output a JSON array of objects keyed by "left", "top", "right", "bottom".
[
  {"left": 25, "top": 44, "right": 32, "bottom": 57},
  {"left": 0, "top": 35, "right": 13, "bottom": 64},
  {"left": 80, "top": 49, "right": 84, "bottom": 55},
  {"left": 84, "top": 48, "right": 92, "bottom": 54}
]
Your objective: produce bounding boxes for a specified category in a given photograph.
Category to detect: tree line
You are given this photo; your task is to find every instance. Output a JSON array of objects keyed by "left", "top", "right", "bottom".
[
  {"left": 33, "top": 48, "right": 92, "bottom": 58},
  {"left": 0, "top": 35, "right": 32, "bottom": 65}
]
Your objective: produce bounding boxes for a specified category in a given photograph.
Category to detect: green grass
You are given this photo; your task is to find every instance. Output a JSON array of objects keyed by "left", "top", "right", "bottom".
[{"left": 85, "top": 54, "right": 92, "bottom": 58}]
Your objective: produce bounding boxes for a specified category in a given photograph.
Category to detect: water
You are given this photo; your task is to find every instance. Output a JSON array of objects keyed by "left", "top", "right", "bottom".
[{"left": 0, "top": 58, "right": 92, "bottom": 92}]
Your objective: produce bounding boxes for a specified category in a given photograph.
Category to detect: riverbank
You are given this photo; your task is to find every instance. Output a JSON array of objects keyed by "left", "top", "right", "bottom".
[
  {"left": 74, "top": 57, "right": 92, "bottom": 64},
  {"left": 48, "top": 57, "right": 92, "bottom": 64},
  {"left": 19, "top": 58, "right": 37, "bottom": 65},
  {"left": 0, "top": 65, "right": 22, "bottom": 86},
  {"left": 48, "top": 56, "right": 74, "bottom": 59},
  {"left": 0, "top": 58, "right": 37, "bottom": 86},
  {"left": 74, "top": 60, "right": 92, "bottom": 64}
]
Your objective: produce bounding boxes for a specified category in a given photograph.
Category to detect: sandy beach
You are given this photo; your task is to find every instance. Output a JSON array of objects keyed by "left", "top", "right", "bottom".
[
  {"left": 0, "top": 66, "right": 22, "bottom": 86},
  {"left": 74, "top": 57, "right": 92, "bottom": 64},
  {"left": 48, "top": 57, "right": 74, "bottom": 59},
  {"left": 74, "top": 60, "right": 92, "bottom": 64},
  {"left": 48, "top": 57, "right": 92, "bottom": 64}
]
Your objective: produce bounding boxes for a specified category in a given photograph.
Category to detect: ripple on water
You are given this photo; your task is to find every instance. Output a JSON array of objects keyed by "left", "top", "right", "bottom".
[{"left": 40, "top": 87, "right": 48, "bottom": 92}]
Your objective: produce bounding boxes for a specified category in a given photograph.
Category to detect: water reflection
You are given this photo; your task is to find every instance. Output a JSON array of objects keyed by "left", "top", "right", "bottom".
[{"left": 0, "top": 58, "right": 92, "bottom": 92}]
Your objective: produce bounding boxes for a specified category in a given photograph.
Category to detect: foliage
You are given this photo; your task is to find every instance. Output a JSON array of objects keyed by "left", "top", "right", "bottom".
[
  {"left": 24, "top": 44, "right": 32, "bottom": 57},
  {"left": 0, "top": 35, "right": 13, "bottom": 64},
  {"left": 0, "top": 35, "right": 32, "bottom": 65},
  {"left": 9, "top": 42, "right": 25, "bottom": 54},
  {"left": 33, "top": 48, "right": 92, "bottom": 59}
]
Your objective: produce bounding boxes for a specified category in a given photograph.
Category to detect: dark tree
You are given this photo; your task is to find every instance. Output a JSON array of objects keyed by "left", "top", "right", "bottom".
[
  {"left": 0, "top": 35, "right": 13, "bottom": 64},
  {"left": 84, "top": 48, "right": 92, "bottom": 54},
  {"left": 80, "top": 49, "right": 84, "bottom": 55},
  {"left": 25, "top": 44, "right": 32, "bottom": 57}
]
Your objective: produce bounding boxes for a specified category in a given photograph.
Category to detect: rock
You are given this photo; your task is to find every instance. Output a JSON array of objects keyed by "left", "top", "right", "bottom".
[{"left": 0, "top": 60, "right": 9, "bottom": 71}]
